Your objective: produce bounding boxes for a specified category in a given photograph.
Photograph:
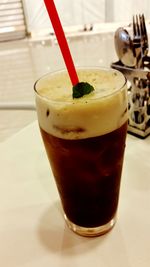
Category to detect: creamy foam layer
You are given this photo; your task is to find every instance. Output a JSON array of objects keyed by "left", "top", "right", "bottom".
[{"left": 35, "top": 68, "right": 128, "bottom": 139}]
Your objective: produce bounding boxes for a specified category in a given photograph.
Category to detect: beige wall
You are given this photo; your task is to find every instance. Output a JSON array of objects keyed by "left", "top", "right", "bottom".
[
  {"left": 22, "top": 0, "right": 105, "bottom": 34},
  {"left": 22, "top": 0, "right": 150, "bottom": 35},
  {"left": 106, "top": 0, "right": 150, "bottom": 22}
]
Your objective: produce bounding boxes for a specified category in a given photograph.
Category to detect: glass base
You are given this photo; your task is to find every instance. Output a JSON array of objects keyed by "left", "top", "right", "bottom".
[{"left": 64, "top": 214, "right": 116, "bottom": 237}]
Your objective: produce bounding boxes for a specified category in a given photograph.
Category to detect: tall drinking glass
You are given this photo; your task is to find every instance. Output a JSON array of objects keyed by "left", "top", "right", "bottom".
[{"left": 34, "top": 67, "right": 128, "bottom": 237}]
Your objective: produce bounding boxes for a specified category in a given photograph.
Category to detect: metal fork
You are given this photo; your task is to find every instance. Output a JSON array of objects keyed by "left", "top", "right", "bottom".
[
  {"left": 133, "top": 15, "right": 143, "bottom": 68},
  {"left": 139, "top": 14, "right": 149, "bottom": 57}
]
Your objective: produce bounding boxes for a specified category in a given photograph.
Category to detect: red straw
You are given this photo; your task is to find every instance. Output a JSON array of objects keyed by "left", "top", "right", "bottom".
[{"left": 44, "top": 0, "right": 79, "bottom": 86}]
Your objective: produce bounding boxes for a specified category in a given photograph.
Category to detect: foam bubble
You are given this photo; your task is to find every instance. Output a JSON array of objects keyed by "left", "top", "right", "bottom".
[{"left": 35, "top": 68, "right": 128, "bottom": 139}]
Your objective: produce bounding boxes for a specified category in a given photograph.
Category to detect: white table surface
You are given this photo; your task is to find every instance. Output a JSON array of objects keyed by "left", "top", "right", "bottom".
[{"left": 0, "top": 121, "right": 150, "bottom": 267}]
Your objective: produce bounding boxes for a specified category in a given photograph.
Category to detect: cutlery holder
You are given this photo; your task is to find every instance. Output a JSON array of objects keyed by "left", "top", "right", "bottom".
[{"left": 111, "top": 61, "right": 150, "bottom": 138}]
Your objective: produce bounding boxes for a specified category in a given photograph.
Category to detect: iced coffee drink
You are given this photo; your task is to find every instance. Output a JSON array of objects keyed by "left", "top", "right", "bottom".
[{"left": 34, "top": 68, "right": 128, "bottom": 237}]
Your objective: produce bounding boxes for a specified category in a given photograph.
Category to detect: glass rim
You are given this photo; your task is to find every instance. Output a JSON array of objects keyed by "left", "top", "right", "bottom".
[{"left": 34, "top": 66, "right": 127, "bottom": 103}]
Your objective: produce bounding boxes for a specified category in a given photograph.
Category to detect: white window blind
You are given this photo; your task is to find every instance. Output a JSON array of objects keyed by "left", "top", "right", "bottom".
[{"left": 0, "top": 0, "right": 26, "bottom": 41}]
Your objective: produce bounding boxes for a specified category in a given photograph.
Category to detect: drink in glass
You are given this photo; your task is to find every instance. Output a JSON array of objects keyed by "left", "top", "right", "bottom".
[{"left": 34, "top": 67, "right": 128, "bottom": 237}]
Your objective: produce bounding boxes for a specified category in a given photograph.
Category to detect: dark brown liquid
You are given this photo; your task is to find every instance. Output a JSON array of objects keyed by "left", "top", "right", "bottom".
[{"left": 40, "top": 122, "right": 127, "bottom": 228}]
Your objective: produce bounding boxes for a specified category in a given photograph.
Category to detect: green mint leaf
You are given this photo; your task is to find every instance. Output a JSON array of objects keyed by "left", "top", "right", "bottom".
[{"left": 72, "top": 82, "right": 94, "bottom": 99}]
